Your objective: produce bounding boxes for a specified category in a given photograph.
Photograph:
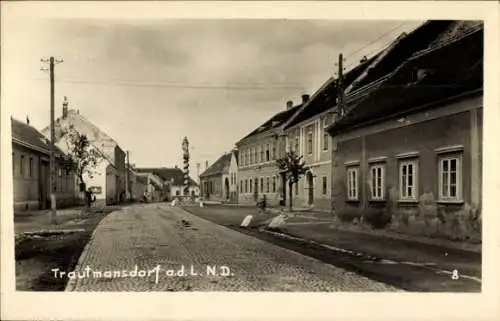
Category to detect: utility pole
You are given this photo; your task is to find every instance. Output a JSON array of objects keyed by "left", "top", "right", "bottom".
[
  {"left": 196, "top": 163, "right": 200, "bottom": 183},
  {"left": 126, "top": 150, "right": 130, "bottom": 201},
  {"left": 41, "top": 56, "right": 63, "bottom": 224},
  {"left": 337, "top": 53, "right": 346, "bottom": 116}
]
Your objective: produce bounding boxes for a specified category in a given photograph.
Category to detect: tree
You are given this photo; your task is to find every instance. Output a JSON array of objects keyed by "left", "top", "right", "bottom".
[
  {"left": 61, "top": 124, "right": 102, "bottom": 195},
  {"left": 276, "top": 150, "right": 310, "bottom": 212}
]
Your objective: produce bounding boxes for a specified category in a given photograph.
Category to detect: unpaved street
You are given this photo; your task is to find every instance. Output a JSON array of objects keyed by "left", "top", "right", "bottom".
[{"left": 65, "top": 204, "right": 399, "bottom": 291}]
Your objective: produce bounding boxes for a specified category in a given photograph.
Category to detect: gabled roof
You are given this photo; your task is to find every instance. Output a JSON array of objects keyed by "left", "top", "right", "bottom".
[
  {"left": 237, "top": 103, "right": 302, "bottom": 145},
  {"left": 135, "top": 167, "right": 199, "bottom": 186},
  {"left": 41, "top": 109, "right": 122, "bottom": 166},
  {"left": 346, "top": 20, "right": 455, "bottom": 93},
  {"left": 11, "top": 118, "right": 65, "bottom": 156},
  {"left": 200, "top": 152, "right": 232, "bottom": 178},
  {"left": 283, "top": 54, "right": 379, "bottom": 130},
  {"left": 329, "top": 23, "right": 483, "bottom": 135}
]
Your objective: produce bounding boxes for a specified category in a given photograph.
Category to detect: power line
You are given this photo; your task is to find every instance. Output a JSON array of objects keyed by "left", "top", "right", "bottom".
[
  {"left": 341, "top": 21, "right": 425, "bottom": 72},
  {"left": 344, "top": 21, "right": 411, "bottom": 58},
  {"left": 32, "top": 77, "right": 307, "bottom": 90}
]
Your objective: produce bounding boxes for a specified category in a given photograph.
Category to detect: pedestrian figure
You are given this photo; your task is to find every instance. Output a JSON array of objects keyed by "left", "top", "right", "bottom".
[
  {"left": 257, "top": 195, "right": 267, "bottom": 214},
  {"left": 85, "top": 189, "right": 95, "bottom": 208}
]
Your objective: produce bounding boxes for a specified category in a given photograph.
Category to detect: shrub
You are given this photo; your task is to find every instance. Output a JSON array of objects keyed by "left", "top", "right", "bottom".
[
  {"left": 336, "top": 208, "right": 362, "bottom": 223},
  {"left": 362, "top": 207, "right": 392, "bottom": 229}
]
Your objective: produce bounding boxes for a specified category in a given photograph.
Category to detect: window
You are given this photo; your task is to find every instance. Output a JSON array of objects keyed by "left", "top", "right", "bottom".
[
  {"left": 29, "top": 157, "right": 33, "bottom": 177},
  {"left": 266, "top": 177, "right": 270, "bottom": 193},
  {"left": 244, "top": 179, "right": 248, "bottom": 193},
  {"left": 322, "top": 176, "right": 327, "bottom": 196},
  {"left": 266, "top": 144, "right": 270, "bottom": 161},
  {"left": 249, "top": 178, "right": 253, "bottom": 193},
  {"left": 323, "top": 117, "right": 330, "bottom": 151},
  {"left": 294, "top": 134, "right": 299, "bottom": 153},
  {"left": 307, "top": 126, "right": 313, "bottom": 155},
  {"left": 255, "top": 178, "right": 259, "bottom": 194},
  {"left": 20, "top": 154, "right": 25, "bottom": 176},
  {"left": 272, "top": 176, "right": 276, "bottom": 193},
  {"left": 369, "top": 164, "right": 385, "bottom": 200},
  {"left": 253, "top": 147, "right": 257, "bottom": 164},
  {"left": 271, "top": 143, "right": 276, "bottom": 160},
  {"left": 260, "top": 145, "right": 265, "bottom": 162},
  {"left": 260, "top": 177, "right": 264, "bottom": 193},
  {"left": 439, "top": 155, "right": 462, "bottom": 201},
  {"left": 240, "top": 180, "right": 243, "bottom": 193},
  {"left": 347, "top": 167, "right": 359, "bottom": 200},
  {"left": 399, "top": 159, "right": 418, "bottom": 200}
]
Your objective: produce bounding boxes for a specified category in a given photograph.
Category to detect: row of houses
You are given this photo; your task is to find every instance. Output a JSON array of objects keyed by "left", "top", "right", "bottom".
[
  {"left": 12, "top": 98, "right": 200, "bottom": 211},
  {"left": 200, "top": 21, "right": 483, "bottom": 225}
]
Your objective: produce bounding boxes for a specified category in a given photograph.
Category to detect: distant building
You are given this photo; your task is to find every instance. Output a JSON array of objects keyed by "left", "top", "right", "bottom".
[
  {"left": 235, "top": 99, "right": 304, "bottom": 206},
  {"left": 135, "top": 172, "right": 165, "bottom": 202},
  {"left": 135, "top": 167, "right": 199, "bottom": 200},
  {"left": 199, "top": 150, "right": 239, "bottom": 203},
  {"left": 11, "top": 118, "right": 76, "bottom": 211},
  {"left": 41, "top": 100, "right": 126, "bottom": 206},
  {"left": 328, "top": 21, "right": 483, "bottom": 237}
]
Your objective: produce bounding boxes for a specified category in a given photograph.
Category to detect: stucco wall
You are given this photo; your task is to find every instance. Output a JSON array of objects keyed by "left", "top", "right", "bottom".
[{"left": 331, "top": 98, "right": 482, "bottom": 242}]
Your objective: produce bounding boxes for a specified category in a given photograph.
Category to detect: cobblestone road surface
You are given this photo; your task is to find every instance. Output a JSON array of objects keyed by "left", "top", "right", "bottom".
[{"left": 65, "top": 204, "right": 400, "bottom": 291}]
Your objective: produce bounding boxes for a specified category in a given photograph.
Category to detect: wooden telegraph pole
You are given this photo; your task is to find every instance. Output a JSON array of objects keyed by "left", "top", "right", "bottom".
[
  {"left": 41, "top": 56, "right": 63, "bottom": 224},
  {"left": 337, "top": 53, "right": 346, "bottom": 116}
]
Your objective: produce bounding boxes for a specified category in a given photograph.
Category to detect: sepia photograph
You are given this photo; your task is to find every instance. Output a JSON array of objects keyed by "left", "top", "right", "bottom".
[{"left": 1, "top": 1, "right": 499, "bottom": 321}]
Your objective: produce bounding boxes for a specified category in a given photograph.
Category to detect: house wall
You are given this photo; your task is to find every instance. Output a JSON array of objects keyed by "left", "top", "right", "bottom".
[
  {"left": 285, "top": 110, "right": 334, "bottom": 211},
  {"left": 237, "top": 132, "right": 284, "bottom": 206},
  {"left": 228, "top": 153, "right": 239, "bottom": 203},
  {"left": 171, "top": 185, "right": 199, "bottom": 199},
  {"left": 201, "top": 175, "right": 224, "bottom": 201},
  {"left": 12, "top": 143, "right": 76, "bottom": 211},
  {"left": 331, "top": 95, "right": 482, "bottom": 241}
]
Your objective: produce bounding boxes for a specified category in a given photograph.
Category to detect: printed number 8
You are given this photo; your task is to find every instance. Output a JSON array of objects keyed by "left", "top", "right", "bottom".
[{"left": 451, "top": 269, "right": 459, "bottom": 280}]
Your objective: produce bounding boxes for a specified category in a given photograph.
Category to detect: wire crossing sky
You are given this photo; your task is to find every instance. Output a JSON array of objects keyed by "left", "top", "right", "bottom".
[{"left": 4, "top": 18, "right": 423, "bottom": 169}]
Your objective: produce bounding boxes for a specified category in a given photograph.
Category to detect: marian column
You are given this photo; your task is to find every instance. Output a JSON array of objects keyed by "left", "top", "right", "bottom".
[{"left": 182, "top": 137, "right": 190, "bottom": 197}]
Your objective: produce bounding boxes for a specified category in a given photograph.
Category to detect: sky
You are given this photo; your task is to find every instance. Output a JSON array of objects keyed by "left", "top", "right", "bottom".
[{"left": 2, "top": 15, "right": 423, "bottom": 176}]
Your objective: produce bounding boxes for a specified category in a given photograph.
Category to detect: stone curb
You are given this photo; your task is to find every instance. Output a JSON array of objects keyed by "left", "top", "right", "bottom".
[{"left": 64, "top": 211, "right": 117, "bottom": 291}]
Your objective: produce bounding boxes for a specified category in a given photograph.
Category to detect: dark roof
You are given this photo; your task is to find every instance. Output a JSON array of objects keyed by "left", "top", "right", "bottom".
[
  {"left": 329, "top": 25, "right": 483, "bottom": 134},
  {"left": 347, "top": 20, "right": 455, "bottom": 92},
  {"left": 200, "top": 153, "right": 232, "bottom": 178},
  {"left": 283, "top": 54, "right": 379, "bottom": 130},
  {"left": 11, "top": 118, "right": 65, "bottom": 156},
  {"left": 237, "top": 103, "right": 302, "bottom": 144},
  {"left": 135, "top": 167, "right": 199, "bottom": 186}
]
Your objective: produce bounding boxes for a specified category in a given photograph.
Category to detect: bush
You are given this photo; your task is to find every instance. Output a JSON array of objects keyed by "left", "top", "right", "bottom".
[
  {"left": 337, "top": 208, "right": 362, "bottom": 223},
  {"left": 362, "top": 208, "right": 392, "bottom": 229}
]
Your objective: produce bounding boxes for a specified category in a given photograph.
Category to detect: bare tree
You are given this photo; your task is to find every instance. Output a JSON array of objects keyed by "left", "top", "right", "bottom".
[{"left": 276, "top": 151, "right": 309, "bottom": 212}]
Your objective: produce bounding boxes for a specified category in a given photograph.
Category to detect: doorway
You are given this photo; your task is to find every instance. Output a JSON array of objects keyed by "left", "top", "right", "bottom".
[{"left": 224, "top": 178, "right": 230, "bottom": 200}]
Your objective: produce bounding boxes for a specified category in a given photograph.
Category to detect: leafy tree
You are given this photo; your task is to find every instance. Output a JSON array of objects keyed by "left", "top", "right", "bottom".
[
  {"left": 61, "top": 124, "right": 102, "bottom": 193},
  {"left": 276, "top": 150, "right": 310, "bottom": 212}
]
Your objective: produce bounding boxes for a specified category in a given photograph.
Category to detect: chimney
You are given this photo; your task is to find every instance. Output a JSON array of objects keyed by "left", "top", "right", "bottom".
[
  {"left": 302, "top": 94, "right": 310, "bottom": 104},
  {"left": 62, "top": 96, "right": 69, "bottom": 119},
  {"left": 286, "top": 100, "right": 293, "bottom": 110},
  {"left": 205, "top": 160, "right": 209, "bottom": 170},
  {"left": 26, "top": 116, "right": 30, "bottom": 125}
]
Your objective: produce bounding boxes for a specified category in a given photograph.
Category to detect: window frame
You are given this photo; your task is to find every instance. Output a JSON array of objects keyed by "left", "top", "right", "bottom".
[
  {"left": 249, "top": 178, "right": 253, "bottom": 194},
  {"left": 272, "top": 176, "right": 276, "bottom": 193},
  {"left": 346, "top": 167, "right": 359, "bottom": 201},
  {"left": 307, "top": 126, "right": 313, "bottom": 155},
  {"left": 323, "top": 117, "right": 330, "bottom": 152},
  {"left": 438, "top": 154, "right": 463, "bottom": 202},
  {"left": 260, "top": 177, "right": 264, "bottom": 193},
  {"left": 266, "top": 176, "right": 270, "bottom": 193},
  {"left": 20, "top": 154, "right": 25, "bottom": 177},
  {"left": 322, "top": 176, "right": 327, "bottom": 196},
  {"left": 266, "top": 144, "right": 270, "bottom": 162},
  {"left": 29, "top": 157, "right": 33, "bottom": 178},
  {"left": 399, "top": 158, "right": 419, "bottom": 201},
  {"left": 369, "top": 163, "right": 385, "bottom": 201}
]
